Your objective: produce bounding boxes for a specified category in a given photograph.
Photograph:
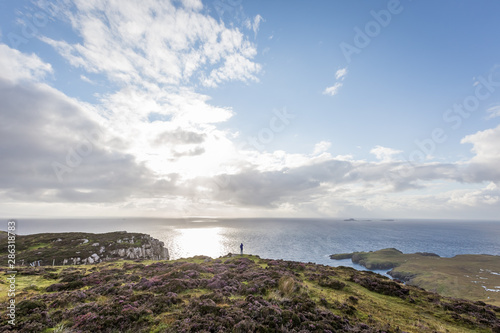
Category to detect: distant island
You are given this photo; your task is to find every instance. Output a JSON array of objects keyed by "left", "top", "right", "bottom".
[
  {"left": 343, "top": 218, "right": 395, "bottom": 222},
  {"left": 331, "top": 248, "right": 500, "bottom": 307},
  {"left": 1, "top": 232, "right": 499, "bottom": 332}
]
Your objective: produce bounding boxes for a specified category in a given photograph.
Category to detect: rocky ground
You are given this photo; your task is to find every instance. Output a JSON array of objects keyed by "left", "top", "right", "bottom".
[{"left": 1, "top": 254, "right": 500, "bottom": 332}]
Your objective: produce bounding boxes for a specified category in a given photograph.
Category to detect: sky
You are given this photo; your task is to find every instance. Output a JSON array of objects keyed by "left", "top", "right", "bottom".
[{"left": 1, "top": 0, "right": 500, "bottom": 220}]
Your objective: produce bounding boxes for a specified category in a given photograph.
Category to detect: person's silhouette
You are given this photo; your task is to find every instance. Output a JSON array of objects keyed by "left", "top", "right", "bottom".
[{"left": 240, "top": 243, "right": 244, "bottom": 255}]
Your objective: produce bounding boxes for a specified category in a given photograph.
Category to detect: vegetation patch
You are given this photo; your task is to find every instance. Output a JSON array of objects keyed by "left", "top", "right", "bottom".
[{"left": 1, "top": 254, "right": 499, "bottom": 332}]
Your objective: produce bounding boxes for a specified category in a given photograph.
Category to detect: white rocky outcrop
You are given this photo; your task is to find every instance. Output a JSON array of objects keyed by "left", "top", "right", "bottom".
[
  {"left": 61, "top": 233, "right": 169, "bottom": 265},
  {"left": 109, "top": 235, "right": 169, "bottom": 261}
]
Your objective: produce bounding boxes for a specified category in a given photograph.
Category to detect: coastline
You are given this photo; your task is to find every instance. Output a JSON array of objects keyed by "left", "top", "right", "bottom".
[{"left": 330, "top": 248, "right": 500, "bottom": 307}]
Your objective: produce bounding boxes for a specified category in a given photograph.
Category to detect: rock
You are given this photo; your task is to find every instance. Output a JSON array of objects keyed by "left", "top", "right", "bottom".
[
  {"left": 330, "top": 253, "right": 356, "bottom": 260},
  {"left": 106, "top": 235, "right": 169, "bottom": 261},
  {"left": 92, "top": 243, "right": 99, "bottom": 247},
  {"left": 388, "top": 270, "right": 416, "bottom": 282},
  {"left": 415, "top": 252, "right": 440, "bottom": 257}
]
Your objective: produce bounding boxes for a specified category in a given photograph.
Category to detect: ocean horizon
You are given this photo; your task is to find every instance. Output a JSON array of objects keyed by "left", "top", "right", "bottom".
[{"left": 8, "top": 218, "right": 500, "bottom": 272}]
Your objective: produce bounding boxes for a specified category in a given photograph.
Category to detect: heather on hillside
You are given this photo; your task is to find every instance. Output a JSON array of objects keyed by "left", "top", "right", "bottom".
[{"left": 1, "top": 255, "right": 499, "bottom": 332}]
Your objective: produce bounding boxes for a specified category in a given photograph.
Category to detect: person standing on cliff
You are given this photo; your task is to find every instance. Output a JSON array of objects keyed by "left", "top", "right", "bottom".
[{"left": 240, "top": 243, "right": 244, "bottom": 255}]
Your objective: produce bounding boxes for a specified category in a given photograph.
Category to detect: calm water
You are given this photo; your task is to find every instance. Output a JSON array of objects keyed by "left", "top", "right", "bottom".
[{"left": 10, "top": 218, "right": 500, "bottom": 271}]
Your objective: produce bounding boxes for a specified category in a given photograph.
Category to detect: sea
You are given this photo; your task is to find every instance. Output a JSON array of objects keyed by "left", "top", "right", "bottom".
[{"left": 10, "top": 218, "right": 500, "bottom": 274}]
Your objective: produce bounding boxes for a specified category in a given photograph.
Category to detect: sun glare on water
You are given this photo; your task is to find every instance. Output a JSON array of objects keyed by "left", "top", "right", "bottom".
[{"left": 166, "top": 226, "right": 231, "bottom": 260}]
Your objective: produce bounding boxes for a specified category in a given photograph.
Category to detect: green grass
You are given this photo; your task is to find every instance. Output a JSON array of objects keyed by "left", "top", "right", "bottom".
[
  {"left": 26, "top": 242, "right": 53, "bottom": 251},
  {"left": 332, "top": 248, "right": 500, "bottom": 306}
]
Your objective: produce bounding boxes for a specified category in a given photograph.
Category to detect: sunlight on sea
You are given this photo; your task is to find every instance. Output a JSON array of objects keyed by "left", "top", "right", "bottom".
[{"left": 165, "top": 227, "right": 229, "bottom": 259}]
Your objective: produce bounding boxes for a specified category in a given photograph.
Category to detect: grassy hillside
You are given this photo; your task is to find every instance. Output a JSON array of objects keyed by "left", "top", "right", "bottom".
[
  {"left": 1, "top": 254, "right": 499, "bottom": 332},
  {"left": 331, "top": 248, "right": 500, "bottom": 307}
]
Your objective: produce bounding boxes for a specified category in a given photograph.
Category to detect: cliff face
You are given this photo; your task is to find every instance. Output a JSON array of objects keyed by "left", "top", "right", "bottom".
[
  {"left": 109, "top": 235, "right": 169, "bottom": 261},
  {"left": 64, "top": 233, "right": 170, "bottom": 265},
  {"left": 0, "top": 231, "right": 169, "bottom": 266}
]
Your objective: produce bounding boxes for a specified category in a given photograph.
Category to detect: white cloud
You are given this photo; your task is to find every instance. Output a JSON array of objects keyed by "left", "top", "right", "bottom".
[
  {"left": 323, "top": 67, "right": 348, "bottom": 96},
  {"left": 461, "top": 124, "right": 500, "bottom": 182},
  {"left": 0, "top": 44, "right": 53, "bottom": 82},
  {"left": 323, "top": 82, "right": 343, "bottom": 96},
  {"left": 91, "top": 86, "right": 239, "bottom": 178},
  {"left": 245, "top": 14, "right": 264, "bottom": 37},
  {"left": 253, "top": 14, "right": 264, "bottom": 37},
  {"left": 335, "top": 67, "right": 348, "bottom": 80},
  {"left": 181, "top": 0, "right": 203, "bottom": 10},
  {"left": 313, "top": 141, "right": 331, "bottom": 155},
  {"left": 80, "top": 74, "right": 94, "bottom": 84},
  {"left": 32, "top": 1, "right": 265, "bottom": 183},
  {"left": 447, "top": 182, "right": 500, "bottom": 207},
  {"left": 487, "top": 105, "right": 500, "bottom": 119},
  {"left": 0, "top": 74, "right": 156, "bottom": 204},
  {"left": 370, "top": 145, "right": 403, "bottom": 162},
  {"left": 201, "top": 52, "right": 262, "bottom": 87},
  {"left": 41, "top": 0, "right": 261, "bottom": 88}
]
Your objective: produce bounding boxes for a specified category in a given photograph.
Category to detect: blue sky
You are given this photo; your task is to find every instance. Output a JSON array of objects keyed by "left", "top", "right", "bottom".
[{"left": 1, "top": 0, "right": 500, "bottom": 219}]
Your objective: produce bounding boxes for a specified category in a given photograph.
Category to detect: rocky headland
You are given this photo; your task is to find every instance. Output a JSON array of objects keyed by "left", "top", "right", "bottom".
[
  {"left": 331, "top": 248, "right": 500, "bottom": 307},
  {"left": 0, "top": 231, "right": 169, "bottom": 266}
]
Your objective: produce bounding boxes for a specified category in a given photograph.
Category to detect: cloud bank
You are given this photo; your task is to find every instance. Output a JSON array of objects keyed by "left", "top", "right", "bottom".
[{"left": 1, "top": 1, "right": 499, "bottom": 219}]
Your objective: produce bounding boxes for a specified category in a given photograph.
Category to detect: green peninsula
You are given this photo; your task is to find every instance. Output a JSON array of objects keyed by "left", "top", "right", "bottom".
[{"left": 331, "top": 248, "right": 500, "bottom": 307}]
